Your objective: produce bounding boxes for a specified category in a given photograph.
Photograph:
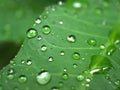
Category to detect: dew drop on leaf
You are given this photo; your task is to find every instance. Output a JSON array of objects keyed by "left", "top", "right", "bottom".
[
  {"left": 100, "top": 44, "right": 105, "bottom": 50},
  {"left": 37, "top": 35, "right": 42, "bottom": 41},
  {"left": 87, "top": 39, "right": 97, "bottom": 46},
  {"left": 26, "top": 28, "right": 38, "bottom": 38},
  {"left": 72, "top": 52, "right": 80, "bottom": 60},
  {"left": 60, "top": 51, "right": 65, "bottom": 56},
  {"left": 41, "top": 45, "right": 47, "bottom": 52},
  {"left": 59, "top": 20, "right": 63, "bottom": 25},
  {"left": 7, "top": 74, "right": 14, "bottom": 80},
  {"left": 18, "top": 75, "right": 27, "bottom": 83},
  {"left": 62, "top": 73, "right": 69, "bottom": 80},
  {"left": 115, "top": 80, "right": 120, "bottom": 86},
  {"left": 21, "top": 60, "right": 25, "bottom": 64},
  {"left": 36, "top": 71, "right": 51, "bottom": 85},
  {"left": 35, "top": 18, "right": 42, "bottom": 24},
  {"left": 86, "top": 78, "right": 91, "bottom": 83},
  {"left": 67, "top": 35, "right": 76, "bottom": 43},
  {"left": 42, "top": 25, "right": 51, "bottom": 34},
  {"left": 72, "top": 63, "right": 78, "bottom": 69},
  {"left": 26, "top": 60, "right": 32, "bottom": 65},
  {"left": 48, "top": 56, "right": 54, "bottom": 62},
  {"left": 58, "top": 1, "right": 63, "bottom": 6},
  {"left": 58, "top": 81, "right": 64, "bottom": 88},
  {"left": 76, "top": 75, "right": 84, "bottom": 81}
]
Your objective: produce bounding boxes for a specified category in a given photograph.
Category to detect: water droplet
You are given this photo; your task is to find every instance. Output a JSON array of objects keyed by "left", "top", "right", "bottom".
[
  {"left": 73, "top": 2, "right": 82, "bottom": 9},
  {"left": 37, "top": 35, "right": 42, "bottom": 40},
  {"left": 86, "top": 78, "right": 91, "bottom": 82},
  {"left": 76, "top": 75, "right": 84, "bottom": 81},
  {"left": 36, "top": 71, "right": 51, "bottom": 85},
  {"left": 73, "top": 64, "right": 78, "bottom": 69},
  {"left": 107, "top": 45, "right": 116, "bottom": 56},
  {"left": 7, "top": 74, "right": 14, "bottom": 80},
  {"left": 100, "top": 44, "right": 105, "bottom": 50},
  {"left": 89, "top": 55, "right": 112, "bottom": 74},
  {"left": 41, "top": 45, "right": 47, "bottom": 52},
  {"left": 42, "top": 25, "right": 51, "bottom": 34},
  {"left": 35, "top": 18, "right": 41, "bottom": 24},
  {"left": 58, "top": 81, "right": 64, "bottom": 88},
  {"left": 18, "top": 75, "right": 27, "bottom": 83},
  {"left": 95, "top": 8, "right": 103, "bottom": 15},
  {"left": 51, "top": 87, "right": 59, "bottom": 90},
  {"left": 59, "top": 20, "right": 63, "bottom": 25},
  {"left": 67, "top": 35, "right": 76, "bottom": 43},
  {"left": 62, "top": 73, "right": 69, "bottom": 80},
  {"left": 8, "top": 68, "right": 14, "bottom": 74},
  {"left": 58, "top": 1, "right": 63, "bottom": 6},
  {"left": 21, "top": 60, "right": 25, "bottom": 64},
  {"left": 27, "top": 60, "right": 32, "bottom": 65},
  {"left": 26, "top": 28, "right": 38, "bottom": 38},
  {"left": 115, "top": 39, "right": 120, "bottom": 45},
  {"left": 72, "top": 52, "right": 80, "bottom": 60},
  {"left": 71, "top": 86, "right": 76, "bottom": 90},
  {"left": 63, "top": 68, "right": 67, "bottom": 72},
  {"left": 60, "top": 51, "right": 65, "bottom": 56},
  {"left": 86, "top": 83, "right": 90, "bottom": 87},
  {"left": 87, "top": 39, "right": 97, "bottom": 46},
  {"left": 48, "top": 56, "right": 54, "bottom": 62},
  {"left": 52, "top": 6, "right": 56, "bottom": 11}
]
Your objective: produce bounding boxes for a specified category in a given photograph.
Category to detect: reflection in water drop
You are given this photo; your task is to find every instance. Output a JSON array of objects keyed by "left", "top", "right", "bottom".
[{"left": 36, "top": 71, "right": 51, "bottom": 85}]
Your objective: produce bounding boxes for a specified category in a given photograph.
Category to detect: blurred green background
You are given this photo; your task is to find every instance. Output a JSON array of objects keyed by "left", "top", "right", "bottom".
[{"left": 0, "top": 0, "right": 65, "bottom": 69}]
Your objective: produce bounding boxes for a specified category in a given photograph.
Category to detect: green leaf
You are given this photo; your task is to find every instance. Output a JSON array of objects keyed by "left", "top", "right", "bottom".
[{"left": 0, "top": 0, "right": 120, "bottom": 90}]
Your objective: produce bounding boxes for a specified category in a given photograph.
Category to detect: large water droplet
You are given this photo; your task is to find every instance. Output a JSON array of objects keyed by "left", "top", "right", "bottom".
[
  {"left": 35, "top": 18, "right": 42, "bottom": 24},
  {"left": 72, "top": 52, "right": 80, "bottom": 60},
  {"left": 76, "top": 75, "right": 84, "bottom": 81},
  {"left": 36, "top": 71, "right": 51, "bottom": 85},
  {"left": 62, "top": 73, "right": 69, "bottom": 80},
  {"left": 41, "top": 45, "right": 47, "bottom": 52},
  {"left": 42, "top": 25, "right": 51, "bottom": 34},
  {"left": 89, "top": 55, "right": 112, "bottom": 74},
  {"left": 26, "top": 28, "right": 38, "bottom": 38},
  {"left": 67, "top": 35, "right": 76, "bottom": 43},
  {"left": 18, "top": 75, "right": 27, "bottom": 83},
  {"left": 107, "top": 45, "right": 116, "bottom": 56},
  {"left": 87, "top": 39, "right": 97, "bottom": 46}
]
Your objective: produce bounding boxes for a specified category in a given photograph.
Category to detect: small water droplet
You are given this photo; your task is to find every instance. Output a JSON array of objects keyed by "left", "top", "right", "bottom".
[
  {"left": 86, "top": 83, "right": 90, "bottom": 87},
  {"left": 60, "top": 51, "right": 65, "bottom": 56},
  {"left": 73, "top": 2, "right": 82, "bottom": 9},
  {"left": 18, "top": 75, "right": 27, "bottom": 83},
  {"left": 36, "top": 71, "right": 51, "bottom": 85},
  {"left": 107, "top": 45, "right": 116, "bottom": 56},
  {"left": 27, "top": 60, "right": 32, "bottom": 65},
  {"left": 72, "top": 52, "right": 80, "bottom": 60},
  {"left": 114, "top": 39, "right": 120, "bottom": 45},
  {"left": 7, "top": 74, "right": 14, "bottom": 80},
  {"left": 51, "top": 6, "right": 56, "bottom": 11},
  {"left": 62, "top": 73, "right": 69, "bottom": 80},
  {"left": 48, "top": 56, "right": 54, "bottom": 62},
  {"left": 71, "top": 86, "right": 76, "bottom": 90},
  {"left": 95, "top": 8, "right": 103, "bottom": 15},
  {"left": 21, "top": 60, "right": 25, "bottom": 64},
  {"left": 86, "top": 78, "right": 91, "bottom": 82},
  {"left": 8, "top": 68, "right": 14, "bottom": 74},
  {"left": 87, "top": 39, "right": 97, "bottom": 46},
  {"left": 59, "top": 20, "right": 63, "bottom": 25},
  {"left": 51, "top": 87, "right": 59, "bottom": 90},
  {"left": 100, "top": 44, "right": 105, "bottom": 50},
  {"left": 89, "top": 55, "right": 112, "bottom": 74},
  {"left": 42, "top": 25, "right": 51, "bottom": 34},
  {"left": 73, "top": 64, "right": 78, "bottom": 69},
  {"left": 76, "top": 75, "right": 84, "bottom": 81},
  {"left": 26, "top": 28, "right": 38, "bottom": 38},
  {"left": 58, "top": 1, "right": 63, "bottom": 6},
  {"left": 58, "top": 81, "right": 64, "bottom": 88},
  {"left": 35, "top": 18, "right": 41, "bottom": 24},
  {"left": 67, "top": 35, "right": 76, "bottom": 43},
  {"left": 63, "top": 68, "right": 67, "bottom": 72},
  {"left": 41, "top": 45, "right": 47, "bottom": 52},
  {"left": 37, "top": 35, "right": 42, "bottom": 40}
]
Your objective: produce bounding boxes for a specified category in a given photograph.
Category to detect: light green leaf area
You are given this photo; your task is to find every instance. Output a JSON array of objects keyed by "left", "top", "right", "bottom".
[{"left": 0, "top": 0, "right": 120, "bottom": 90}]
